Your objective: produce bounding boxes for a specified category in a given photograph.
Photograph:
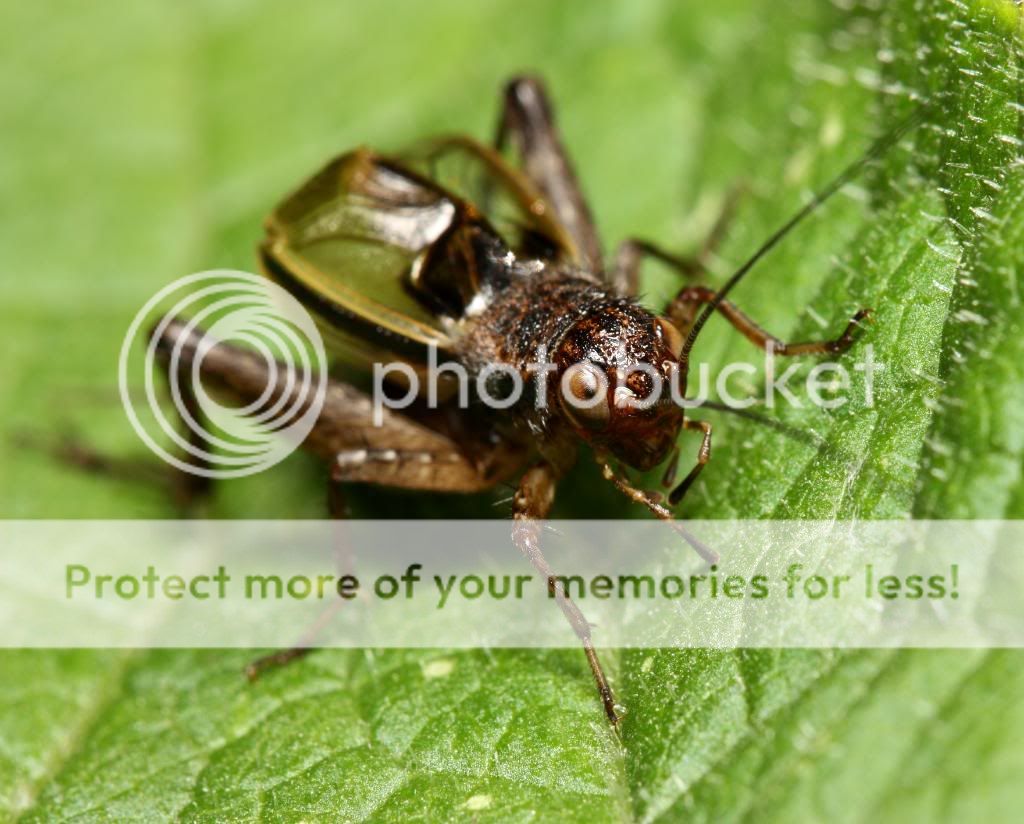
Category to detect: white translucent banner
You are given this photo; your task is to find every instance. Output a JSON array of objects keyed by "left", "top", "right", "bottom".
[{"left": 0, "top": 520, "right": 1019, "bottom": 648}]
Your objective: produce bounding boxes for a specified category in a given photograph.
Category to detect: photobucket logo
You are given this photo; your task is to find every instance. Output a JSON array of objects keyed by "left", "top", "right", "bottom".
[
  {"left": 119, "top": 270, "right": 327, "bottom": 478},
  {"left": 372, "top": 343, "right": 883, "bottom": 423}
]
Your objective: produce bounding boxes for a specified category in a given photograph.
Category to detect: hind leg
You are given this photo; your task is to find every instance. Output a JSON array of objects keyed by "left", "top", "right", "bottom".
[{"left": 141, "top": 316, "right": 527, "bottom": 678}]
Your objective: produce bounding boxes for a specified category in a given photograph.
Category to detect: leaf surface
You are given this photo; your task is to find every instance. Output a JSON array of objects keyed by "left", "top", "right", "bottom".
[{"left": 1, "top": 1, "right": 1021, "bottom": 821}]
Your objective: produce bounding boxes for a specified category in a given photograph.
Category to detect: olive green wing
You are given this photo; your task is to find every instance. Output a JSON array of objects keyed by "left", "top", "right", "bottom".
[
  {"left": 261, "top": 148, "right": 461, "bottom": 367},
  {"left": 261, "top": 142, "right": 578, "bottom": 371}
]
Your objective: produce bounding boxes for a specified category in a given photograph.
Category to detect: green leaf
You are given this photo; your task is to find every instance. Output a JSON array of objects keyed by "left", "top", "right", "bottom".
[{"left": 1, "top": 1, "right": 1022, "bottom": 821}]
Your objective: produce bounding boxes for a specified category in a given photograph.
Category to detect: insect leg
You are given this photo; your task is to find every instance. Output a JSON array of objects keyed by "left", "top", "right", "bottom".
[
  {"left": 150, "top": 329, "right": 217, "bottom": 504},
  {"left": 496, "top": 75, "right": 604, "bottom": 272},
  {"left": 13, "top": 429, "right": 180, "bottom": 497},
  {"left": 601, "top": 462, "right": 673, "bottom": 521},
  {"left": 599, "top": 460, "right": 719, "bottom": 564},
  {"left": 245, "top": 483, "right": 351, "bottom": 680},
  {"left": 238, "top": 391, "right": 522, "bottom": 680},
  {"left": 610, "top": 185, "right": 744, "bottom": 296},
  {"left": 150, "top": 316, "right": 523, "bottom": 491},
  {"left": 666, "top": 286, "right": 871, "bottom": 356},
  {"left": 24, "top": 317, "right": 228, "bottom": 507},
  {"left": 669, "top": 419, "right": 712, "bottom": 506},
  {"left": 326, "top": 428, "right": 520, "bottom": 492},
  {"left": 513, "top": 462, "right": 620, "bottom": 725},
  {"left": 610, "top": 240, "right": 704, "bottom": 297}
]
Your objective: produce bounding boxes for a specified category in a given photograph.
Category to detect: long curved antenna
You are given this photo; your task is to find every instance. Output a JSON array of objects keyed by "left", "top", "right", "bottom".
[
  {"left": 680, "top": 108, "right": 926, "bottom": 367},
  {"left": 697, "top": 400, "right": 825, "bottom": 448}
]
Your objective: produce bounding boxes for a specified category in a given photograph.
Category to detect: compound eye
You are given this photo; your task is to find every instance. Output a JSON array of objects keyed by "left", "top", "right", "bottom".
[
  {"left": 561, "top": 362, "right": 611, "bottom": 429},
  {"left": 656, "top": 317, "right": 685, "bottom": 358}
]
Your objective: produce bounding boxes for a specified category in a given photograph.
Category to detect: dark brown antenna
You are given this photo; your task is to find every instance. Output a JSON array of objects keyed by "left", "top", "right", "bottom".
[{"left": 698, "top": 400, "right": 825, "bottom": 448}]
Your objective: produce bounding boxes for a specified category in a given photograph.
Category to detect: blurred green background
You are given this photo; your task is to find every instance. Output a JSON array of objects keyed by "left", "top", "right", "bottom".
[{"left": 2, "top": 1, "right": 1023, "bottom": 821}]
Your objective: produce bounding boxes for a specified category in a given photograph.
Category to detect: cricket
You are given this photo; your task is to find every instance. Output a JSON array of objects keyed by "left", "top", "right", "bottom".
[{"left": 69, "top": 76, "right": 899, "bottom": 724}]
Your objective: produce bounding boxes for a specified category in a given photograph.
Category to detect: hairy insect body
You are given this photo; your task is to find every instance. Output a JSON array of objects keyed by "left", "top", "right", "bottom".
[{"left": 457, "top": 263, "right": 684, "bottom": 470}]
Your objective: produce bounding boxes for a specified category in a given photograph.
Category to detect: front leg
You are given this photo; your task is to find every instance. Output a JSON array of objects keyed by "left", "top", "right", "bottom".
[
  {"left": 669, "top": 419, "right": 712, "bottom": 506},
  {"left": 666, "top": 285, "right": 870, "bottom": 357},
  {"left": 512, "top": 462, "right": 620, "bottom": 725},
  {"left": 599, "top": 458, "right": 718, "bottom": 564}
]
